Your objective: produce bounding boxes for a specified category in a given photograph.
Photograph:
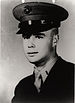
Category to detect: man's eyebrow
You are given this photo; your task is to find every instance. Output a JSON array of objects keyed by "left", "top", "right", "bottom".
[{"left": 33, "top": 32, "right": 45, "bottom": 36}]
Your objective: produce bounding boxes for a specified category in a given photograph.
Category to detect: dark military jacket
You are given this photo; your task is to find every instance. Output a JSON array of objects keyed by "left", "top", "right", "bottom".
[{"left": 12, "top": 57, "right": 74, "bottom": 103}]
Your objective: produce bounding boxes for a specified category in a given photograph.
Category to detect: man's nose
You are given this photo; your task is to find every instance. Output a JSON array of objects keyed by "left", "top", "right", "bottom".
[{"left": 28, "top": 36, "right": 35, "bottom": 48}]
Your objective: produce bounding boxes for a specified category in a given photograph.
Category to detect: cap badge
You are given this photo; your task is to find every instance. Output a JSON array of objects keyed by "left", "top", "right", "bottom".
[
  {"left": 24, "top": 5, "right": 32, "bottom": 14},
  {"left": 41, "top": 20, "right": 46, "bottom": 24}
]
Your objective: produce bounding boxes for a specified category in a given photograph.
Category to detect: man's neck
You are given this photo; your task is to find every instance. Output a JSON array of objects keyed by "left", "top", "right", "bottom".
[
  {"left": 33, "top": 54, "right": 58, "bottom": 84},
  {"left": 34, "top": 54, "right": 58, "bottom": 71}
]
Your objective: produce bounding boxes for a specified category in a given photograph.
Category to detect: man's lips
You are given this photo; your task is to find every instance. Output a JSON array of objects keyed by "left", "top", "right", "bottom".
[{"left": 27, "top": 52, "right": 38, "bottom": 54}]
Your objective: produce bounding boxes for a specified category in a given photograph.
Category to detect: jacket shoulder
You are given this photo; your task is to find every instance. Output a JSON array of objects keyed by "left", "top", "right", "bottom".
[
  {"left": 56, "top": 57, "right": 74, "bottom": 69},
  {"left": 14, "top": 74, "right": 33, "bottom": 95}
]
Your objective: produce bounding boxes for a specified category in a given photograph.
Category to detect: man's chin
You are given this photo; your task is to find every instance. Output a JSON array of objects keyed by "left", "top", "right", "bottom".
[
  {"left": 27, "top": 57, "right": 40, "bottom": 64},
  {"left": 28, "top": 59, "right": 39, "bottom": 64}
]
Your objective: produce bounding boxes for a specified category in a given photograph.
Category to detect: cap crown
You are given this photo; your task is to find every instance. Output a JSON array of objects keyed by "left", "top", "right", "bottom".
[
  {"left": 13, "top": 2, "right": 69, "bottom": 34},
  {"left": 13, "top": 2, "right": 68, "bottom": 22}
]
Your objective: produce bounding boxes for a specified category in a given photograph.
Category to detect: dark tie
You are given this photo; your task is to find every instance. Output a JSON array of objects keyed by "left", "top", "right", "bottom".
[
  {"left": 39, "top": 75, "right": 43, "bottom": 89},
  {"left": 34, "top": 74, "right": 43, "bottom": 92}
]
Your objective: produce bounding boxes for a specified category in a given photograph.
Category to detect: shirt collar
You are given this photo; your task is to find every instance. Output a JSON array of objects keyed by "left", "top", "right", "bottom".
[{"left": 34, "top": 56, "right": 58, "bottom": 82}]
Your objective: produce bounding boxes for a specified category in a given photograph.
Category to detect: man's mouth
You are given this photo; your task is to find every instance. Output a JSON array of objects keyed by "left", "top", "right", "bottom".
[{"left": 27, "top": 52, "right": 38, "bottom": 54}]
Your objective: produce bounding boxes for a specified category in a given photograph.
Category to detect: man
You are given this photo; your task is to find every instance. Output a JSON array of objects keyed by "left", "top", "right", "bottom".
[{"left": 12, "top": 2, "right": 74, "bottom": 103}]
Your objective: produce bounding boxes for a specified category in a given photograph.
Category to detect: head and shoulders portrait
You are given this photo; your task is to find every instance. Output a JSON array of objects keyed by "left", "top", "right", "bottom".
[
  {"left": 1, "top": 0, "right": 75, "bottom": 103},
  {"left": 11, "top": 0, "right": 74, "bottom": 103}
]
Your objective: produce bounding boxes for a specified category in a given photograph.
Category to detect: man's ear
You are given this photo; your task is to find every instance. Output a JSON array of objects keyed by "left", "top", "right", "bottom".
[{"left": 52, "top": 34, "right": 59, "bottom": 47}]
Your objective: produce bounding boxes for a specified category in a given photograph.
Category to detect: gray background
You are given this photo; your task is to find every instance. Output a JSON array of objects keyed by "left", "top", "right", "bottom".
[{"left": 0, "top": 0, "right": 75, "bottom": 103}]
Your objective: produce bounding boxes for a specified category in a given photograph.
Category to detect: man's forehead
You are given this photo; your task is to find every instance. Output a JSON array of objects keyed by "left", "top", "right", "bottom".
[{"left": 41, "top": 28, "right": 55, "bottom": 34}]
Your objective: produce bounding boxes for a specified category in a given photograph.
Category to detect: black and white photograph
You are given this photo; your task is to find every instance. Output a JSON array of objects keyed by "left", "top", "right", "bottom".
[{"left": 0, "top": 0, "right": 75, "bottom": 103}]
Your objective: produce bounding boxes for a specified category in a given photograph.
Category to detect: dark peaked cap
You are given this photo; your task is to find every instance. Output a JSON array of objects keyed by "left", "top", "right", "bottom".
[{"left": 13, "top": 2, "right": 69, "bottom": 34}]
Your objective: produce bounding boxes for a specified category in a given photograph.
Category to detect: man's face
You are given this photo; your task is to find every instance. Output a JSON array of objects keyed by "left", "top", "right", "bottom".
[{"left": 23, "top": 29, "right": 56, "bottom": 64}]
